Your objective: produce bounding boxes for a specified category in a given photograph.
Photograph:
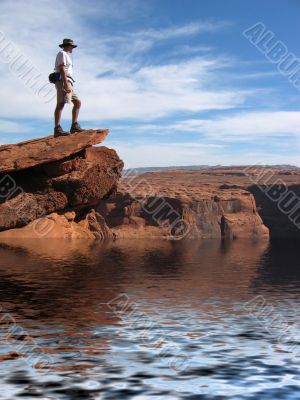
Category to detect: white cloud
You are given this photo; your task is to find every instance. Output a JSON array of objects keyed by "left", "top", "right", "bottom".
[
  {"left": 0, "top": 119, "right": 31, "bottom": 133},
  {"left": 107, "top": 141, "right": 225, "bottom": 168},
  {"left": 76, "top": 58, "right": 250, "bottom": 121},
  {"left": 129, "top": 20, "right": 230, "bottom": 41},
  {"left": 169, "top": 44, "right": 214, "bottom": 56},
  {"left": 168, "top": 111, "right": 300, "bottom": 140},
  {"left": 106, "top": 140, "right": 300, "bottom": 168},
  {"left": 97, "top": 21, "right": 229, "bottom": 58}
]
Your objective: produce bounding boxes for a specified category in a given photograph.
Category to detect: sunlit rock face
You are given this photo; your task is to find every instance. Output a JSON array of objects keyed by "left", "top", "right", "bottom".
[{"left": 96, "top": 172, "right": 269, "bottom": 240}]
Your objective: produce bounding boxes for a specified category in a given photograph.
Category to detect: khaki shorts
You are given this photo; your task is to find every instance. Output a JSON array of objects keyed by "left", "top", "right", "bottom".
[{"left": 55, "top": 80, "right": 80, "bottom": 104}]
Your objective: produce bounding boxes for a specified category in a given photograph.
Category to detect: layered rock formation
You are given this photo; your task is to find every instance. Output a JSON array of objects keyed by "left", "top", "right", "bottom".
[
  {"left": 107, "top": 167, "right": 299, "bottom": 239},
  {"left": 0, "top": 130, "right": 123, "bottom": 239},
  {"left": 96, "top": 173, "right": 269, "bottom": 240}
]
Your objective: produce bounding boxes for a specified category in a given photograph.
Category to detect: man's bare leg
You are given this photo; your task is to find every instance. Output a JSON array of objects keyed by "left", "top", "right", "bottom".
[
  {"left": 72, "top": 99, "right": 81, "bottom": 123},
  {"left": 54, "top": 102, "right": 65, "bottom": 127},
  {"left": 54, "top": 102, "right": 69, "bottom": 136},
  {"left": 70, "top": 99, "right": 84, "bottom": 133}
]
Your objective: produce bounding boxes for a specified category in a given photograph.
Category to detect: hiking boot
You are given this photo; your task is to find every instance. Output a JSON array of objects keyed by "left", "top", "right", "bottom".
[
  {"left": 54, "top": 125, "right": 69, "bottom": 137},
  {"left": 70, "top": 121, "right": 84, "bottom": 134}
]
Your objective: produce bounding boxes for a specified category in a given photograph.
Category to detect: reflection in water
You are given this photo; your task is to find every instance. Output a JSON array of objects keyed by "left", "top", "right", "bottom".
[{"left": 0, "top": 237, "right": 300, "bottom": 398}]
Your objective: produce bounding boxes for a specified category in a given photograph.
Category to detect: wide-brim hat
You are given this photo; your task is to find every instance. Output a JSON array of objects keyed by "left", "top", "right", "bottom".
[{"left": 59, "top": 38, "right": 77, "bottom": 48}]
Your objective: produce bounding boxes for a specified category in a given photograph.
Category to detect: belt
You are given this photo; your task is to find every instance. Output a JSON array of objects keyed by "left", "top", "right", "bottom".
[{"left": 54, "top": 73, "right": 75, "bottom": 84}]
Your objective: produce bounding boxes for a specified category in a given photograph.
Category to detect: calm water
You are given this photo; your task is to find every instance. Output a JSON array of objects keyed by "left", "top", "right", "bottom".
[{"left": 0, "top": 237, "right": 300, "bottom": 399}]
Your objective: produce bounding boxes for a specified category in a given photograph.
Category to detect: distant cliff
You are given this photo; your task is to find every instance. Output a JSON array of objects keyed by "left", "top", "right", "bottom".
[{"left": 96, "top": 172, "right": 269, "bottom": 240}]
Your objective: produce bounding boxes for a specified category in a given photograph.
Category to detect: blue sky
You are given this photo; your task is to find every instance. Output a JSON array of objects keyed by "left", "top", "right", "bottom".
[{"left": 0, "top": 0, "right": 300, "bottom": 167}]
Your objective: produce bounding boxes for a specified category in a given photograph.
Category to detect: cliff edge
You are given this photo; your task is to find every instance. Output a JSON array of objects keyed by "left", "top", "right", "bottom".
[{"left": 0, "top": 130, "right": 124, "bottom": 239}]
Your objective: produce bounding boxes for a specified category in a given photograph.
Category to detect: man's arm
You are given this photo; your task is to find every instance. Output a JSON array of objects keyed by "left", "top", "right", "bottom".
[{"left": 58, "top": 63, "right": 71, "bottom": 93}]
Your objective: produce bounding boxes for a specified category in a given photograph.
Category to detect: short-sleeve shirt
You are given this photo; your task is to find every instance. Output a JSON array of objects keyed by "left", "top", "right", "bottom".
[{"left": 55, "top": 50, "right": 73, "bottom": 77}]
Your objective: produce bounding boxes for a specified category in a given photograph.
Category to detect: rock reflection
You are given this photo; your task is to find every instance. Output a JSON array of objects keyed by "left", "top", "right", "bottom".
[
  {"left": 0, "top": 237, "right": 270, "bottom": 313},
  {"left": 0, "top": 236, "right": 287, "bottom": 399}
]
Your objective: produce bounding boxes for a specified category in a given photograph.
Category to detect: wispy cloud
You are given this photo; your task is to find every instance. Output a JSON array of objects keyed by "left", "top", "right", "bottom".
[
  {"left": 0, "top": 119, "right": 31, "bottom": 133},
  {"left": 169, "top": 44, "right": 215, "bottom": 57},
  {"left": 131, "top": 20, "right": 231, "bottom": 41},
  {"left": 107, "top": 140, "right": 300, "bottom": 168},
  {"left": 109, "top": 141, "right": 226, "bottom": 168},
  {"left": 168, "top": 112, "right": 300, "bottom": 140},
  {"left": 78, "top": 57, "right": 250, "bottom": 121}
]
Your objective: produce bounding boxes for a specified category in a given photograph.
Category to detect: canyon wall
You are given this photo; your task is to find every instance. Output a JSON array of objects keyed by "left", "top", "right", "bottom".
[{"left": 95, "top": 177, "right": 269, "bottom": 240}]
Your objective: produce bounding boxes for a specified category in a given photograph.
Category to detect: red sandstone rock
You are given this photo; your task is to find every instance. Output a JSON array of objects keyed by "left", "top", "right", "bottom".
[
  {"left": 0, "top": 209, "right": 113, "bottom": 240},
  {"left": 0, "top": 129, "right": 109, "bottom": 173},
  {"left": 0, "top": 191, "right": 68, "bottom": 231},
  {"left": 96, "top": 175, "right": 269, "bottom": 240},
  {"left": 0, "top": 131, "right": 123, "bottom": 232}
]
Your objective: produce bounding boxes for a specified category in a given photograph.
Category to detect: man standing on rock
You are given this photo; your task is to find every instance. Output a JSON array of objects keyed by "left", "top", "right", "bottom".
[{"left": 53, "top": 38, "right": 84, "bottom": 137}]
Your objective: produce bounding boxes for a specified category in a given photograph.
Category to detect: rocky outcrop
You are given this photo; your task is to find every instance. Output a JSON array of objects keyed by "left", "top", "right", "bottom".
[
  {"left": 0, "top": 130, "right": 123, "bottom": 239},
  {"left": 0, "top": 129, "right": 109, "bottom": 173}
]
